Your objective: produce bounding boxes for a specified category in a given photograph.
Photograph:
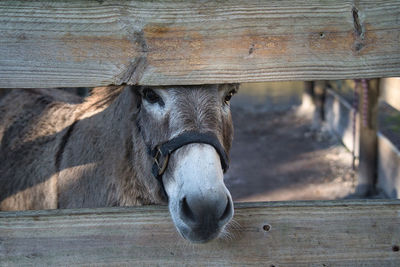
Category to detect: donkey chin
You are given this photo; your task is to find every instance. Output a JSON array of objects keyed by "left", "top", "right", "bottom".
[{"left": 163, "top": 144, "right": 234, "bottom": 243}]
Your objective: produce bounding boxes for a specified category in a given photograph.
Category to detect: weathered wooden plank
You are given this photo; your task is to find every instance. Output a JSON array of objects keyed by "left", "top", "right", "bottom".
[
  {"left": 1, "top": 1, "right": 400, "bottom": 87},
  {"left": 1, "top": 200, "right": 400, "bottom": 266},
  {"left": 325, "top": 85, "right": 360, "bottom": 156},
  {"left": 377, "top": 133, "right": 400, "bottom": 198},
  {"left": 380, "top": 78, "right": 400, "bottom": 111},
  {"left": 377, "top": 100, "right": 400, "bottom": 197},
  {"left": 325, "top": 79, "right": 380, "bottom": 196}
]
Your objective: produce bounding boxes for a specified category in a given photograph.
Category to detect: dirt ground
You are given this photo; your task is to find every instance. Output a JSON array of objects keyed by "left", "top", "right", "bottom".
[{"left": 225, "top": 88, "right": 357, "bottom": 202}]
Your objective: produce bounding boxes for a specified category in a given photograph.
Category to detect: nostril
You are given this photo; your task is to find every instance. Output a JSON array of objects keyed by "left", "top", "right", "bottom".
[
  {"left": 219, "top": 196, "right": 232, "bottom": 222},
  {"left": 181, "top": 197, "right": 196, "bottom": 222}
]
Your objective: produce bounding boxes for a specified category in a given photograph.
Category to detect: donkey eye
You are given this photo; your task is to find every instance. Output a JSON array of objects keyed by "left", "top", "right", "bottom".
[
  {"left": 224, "top": 91, "right": 234, "bottom": 104},
  {"left": 143, "top": 88, "right": 163, "bottom": 105}
]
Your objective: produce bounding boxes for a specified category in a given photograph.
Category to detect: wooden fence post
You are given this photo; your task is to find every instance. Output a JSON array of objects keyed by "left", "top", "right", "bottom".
[
  {"left": 356, "top": 79, "right": 380, "bottom": 196},
  {"left": 313, "top": 80, "right": 327, "bottom": 128},
  {"left": 298, "top": 81, "right": 326, "bottom": 128}
]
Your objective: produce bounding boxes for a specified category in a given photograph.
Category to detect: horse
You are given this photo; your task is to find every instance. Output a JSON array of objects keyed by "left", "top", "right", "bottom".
[{"left": 0, "top": 84, "right": 238, "bottom": 243}]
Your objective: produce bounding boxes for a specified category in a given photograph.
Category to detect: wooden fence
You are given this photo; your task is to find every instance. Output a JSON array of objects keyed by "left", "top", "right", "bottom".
[
  {"left": 1, "top": 1, "right": 400, "bottom": 265},
  {"left": 1, "top": 200, "right": 400, "bottom": 266},
  {"left": 1, "top": 0, "right": 400, "bottom": 87},
  {"left": 318, "top": 78, "right": 400, "bottom": 198}
]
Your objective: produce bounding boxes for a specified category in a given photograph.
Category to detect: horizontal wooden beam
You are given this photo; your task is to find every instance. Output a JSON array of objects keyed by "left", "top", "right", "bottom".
[
  {"left": 1, "top": 200, "right": 400, "bottom": 265},
  {"left": 1, "top": 1, "right": 400, "bottom": 87}
]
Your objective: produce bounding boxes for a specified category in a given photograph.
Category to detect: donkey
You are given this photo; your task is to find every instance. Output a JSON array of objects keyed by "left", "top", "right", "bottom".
[{"left": 0, "top": 84, "right": 238, "bottom": 243}]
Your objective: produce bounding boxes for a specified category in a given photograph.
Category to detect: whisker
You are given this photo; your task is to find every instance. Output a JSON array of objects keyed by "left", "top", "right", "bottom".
[{"left": 218, "top": 218, "right": 242, "bottom": 242}]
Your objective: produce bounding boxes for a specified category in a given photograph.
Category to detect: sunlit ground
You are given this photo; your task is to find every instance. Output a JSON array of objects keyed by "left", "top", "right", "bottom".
[{"left": 225, "top": 82, "right": 356, "bottom": 202}]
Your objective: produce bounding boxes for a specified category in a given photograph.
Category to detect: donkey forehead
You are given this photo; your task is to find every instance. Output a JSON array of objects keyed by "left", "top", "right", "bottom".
[
  {"left": 154, "top": 85, "right": 221, "bottom": 115},
  {"left": 156, "top": 85, "right": 220, "bottom": 100},
  {"left": 151, "top": 85, "right": 224, "bottom": 133}
]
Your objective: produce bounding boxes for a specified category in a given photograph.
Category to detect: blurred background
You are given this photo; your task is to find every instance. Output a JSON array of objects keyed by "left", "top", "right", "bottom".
[
  {"left": 226, "top": 81, "right": 356, "bottom": 202},
  {"left": 226, "top": 79, "right": 400, "bottom": 202}
]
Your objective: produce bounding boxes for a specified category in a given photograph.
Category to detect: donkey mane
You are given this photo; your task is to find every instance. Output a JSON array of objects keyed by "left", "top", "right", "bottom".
[
  {"left": 0, "top": 86, "right": 162, "bottom": 210},
  {"left": 84, "top": 86, "right": 125, "bottom": 111}
]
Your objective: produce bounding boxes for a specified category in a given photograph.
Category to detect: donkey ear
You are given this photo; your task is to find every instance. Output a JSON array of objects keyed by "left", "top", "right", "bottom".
[
  {"left": 129, "top": 85, "right": 142, "bottom": 111},
  {"left": 218, "top": 83, "right": 240, "bottom": 92}
]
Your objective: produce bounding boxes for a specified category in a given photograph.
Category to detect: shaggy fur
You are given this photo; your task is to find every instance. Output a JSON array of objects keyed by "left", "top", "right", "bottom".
[{"left": 0, "top": 85, "right": 236, "bottom": 211}]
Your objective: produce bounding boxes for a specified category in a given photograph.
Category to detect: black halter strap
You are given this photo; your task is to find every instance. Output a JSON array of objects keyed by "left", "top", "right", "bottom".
[{"left": 150, "top": 131, "right": 229, "bottom": 184}]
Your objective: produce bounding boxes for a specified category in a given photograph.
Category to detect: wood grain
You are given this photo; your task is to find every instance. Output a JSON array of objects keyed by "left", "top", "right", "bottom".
[
  {"left": 1, "top": 200, "right": 400, "bottom": 266},
  {"left": 1, "top": 1, "right": 400, "bottom": 88}
]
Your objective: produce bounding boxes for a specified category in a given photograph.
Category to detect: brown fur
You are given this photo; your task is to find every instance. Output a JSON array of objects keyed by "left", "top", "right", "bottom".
[{"left": 0, "top": 85, "right": 236, "bottom": 211}]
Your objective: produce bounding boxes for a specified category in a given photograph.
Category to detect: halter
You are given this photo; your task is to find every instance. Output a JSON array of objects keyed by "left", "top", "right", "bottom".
[
  {"left": 133, "top": 90, "right": 230, "bottom": 197},
  {"left": 149, "top": 131, "right": 230, "bottom": 195}
]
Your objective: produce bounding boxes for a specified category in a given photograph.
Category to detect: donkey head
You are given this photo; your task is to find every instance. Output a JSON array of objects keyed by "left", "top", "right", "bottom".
[{"left": 133, "top": 84, "right": 238, "bottom": 243}]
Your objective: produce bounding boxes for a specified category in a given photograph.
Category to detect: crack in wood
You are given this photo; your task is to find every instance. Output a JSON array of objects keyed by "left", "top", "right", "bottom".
[
  {"left": 352, "top": 7, "right": 365, "bottom": 52},
  {"left": 116, "top": 30, "right": 148, "bottom": 85},
  {"left": 117, "top": 56, "right": 147, "bottom": 85},
  {"left": 352, "top": 7, "right": 363, "bottom": 38}
]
